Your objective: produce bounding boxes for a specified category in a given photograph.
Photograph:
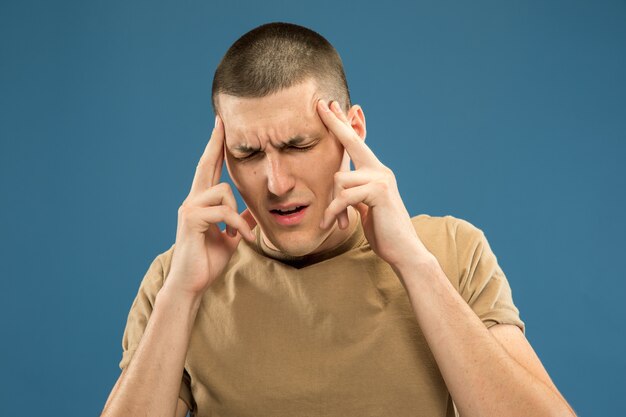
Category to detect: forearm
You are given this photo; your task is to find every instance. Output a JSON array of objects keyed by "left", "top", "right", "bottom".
[
  {"left": 101, "top": 285, "right": 201, "bottom": 417},
  {"left": 395, "top": 257, "right": 574, "bottom": 417}
]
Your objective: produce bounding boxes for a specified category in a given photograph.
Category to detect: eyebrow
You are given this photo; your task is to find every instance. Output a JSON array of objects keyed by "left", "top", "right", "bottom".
[{"left": 231, "top": 135, "right": 318, "bottom": 153}]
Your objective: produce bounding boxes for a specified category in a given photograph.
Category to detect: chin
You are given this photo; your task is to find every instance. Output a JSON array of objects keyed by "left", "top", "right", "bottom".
[{"left": 264, "top": 228, "right": 329, "bottom": 257}]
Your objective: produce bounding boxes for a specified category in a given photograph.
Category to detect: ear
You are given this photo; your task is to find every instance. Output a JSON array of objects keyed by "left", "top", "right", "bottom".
[{"left": 347, "top": 104, "right": 366, "bottom": 142}]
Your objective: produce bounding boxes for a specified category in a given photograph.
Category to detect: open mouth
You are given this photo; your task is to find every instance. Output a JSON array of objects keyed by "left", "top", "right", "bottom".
[{"left": 270, "top": 205, "right": 307, "bottom": 216}]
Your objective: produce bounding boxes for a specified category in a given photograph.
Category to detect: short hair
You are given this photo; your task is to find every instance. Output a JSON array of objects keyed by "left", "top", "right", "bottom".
[{"left": 211, "top": 22, "right": 352, "bottom": 115}]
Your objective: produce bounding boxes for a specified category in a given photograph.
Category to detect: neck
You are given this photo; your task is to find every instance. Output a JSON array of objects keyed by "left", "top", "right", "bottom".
[{"left": 261, "top": 205, "right": 359, "bottom": 256}]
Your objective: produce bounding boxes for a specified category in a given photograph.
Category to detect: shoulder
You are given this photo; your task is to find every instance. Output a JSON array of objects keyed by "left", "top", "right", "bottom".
[
  {"left": 409, "top": 213, "right": 484, "bottom": 244},
  {"left": 136, "top": 243, "right": 177, "bottom": 290},
  {"left": 408, "top": 214, "right": 489, "bottom": 278}
]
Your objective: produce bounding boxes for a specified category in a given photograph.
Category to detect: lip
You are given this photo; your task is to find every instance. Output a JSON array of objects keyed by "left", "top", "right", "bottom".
[
  {"left": 269, "top": 202, "right": 309, "bottom": 211},
  {"left": 269, "top": 205, "right": 308, "bottom": 226}
]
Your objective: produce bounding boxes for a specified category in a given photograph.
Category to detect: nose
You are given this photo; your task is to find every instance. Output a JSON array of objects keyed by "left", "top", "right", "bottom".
[{"left": 265, "top": 153, "right": 296, "bottom": 197}]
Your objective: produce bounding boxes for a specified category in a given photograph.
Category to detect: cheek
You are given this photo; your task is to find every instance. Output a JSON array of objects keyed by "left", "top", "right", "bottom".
[{"left": 309, "top": 144, "right": 344, "bottom": 188}]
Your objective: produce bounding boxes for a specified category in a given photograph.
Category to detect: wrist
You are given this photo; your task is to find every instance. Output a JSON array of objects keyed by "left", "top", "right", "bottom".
[{"left": 392, "top": 250, "right": 441, "bottom": 286}]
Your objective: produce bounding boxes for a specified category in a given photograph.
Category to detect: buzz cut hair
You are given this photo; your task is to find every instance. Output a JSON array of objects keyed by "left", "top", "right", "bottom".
[{"left": 211, "top": 22, "right": 352, "bottom": 115}]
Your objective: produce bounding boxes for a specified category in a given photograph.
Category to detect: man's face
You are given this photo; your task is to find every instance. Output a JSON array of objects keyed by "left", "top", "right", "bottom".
[{"left": 218, "top": 78, "right": 362, "bottom": 256}]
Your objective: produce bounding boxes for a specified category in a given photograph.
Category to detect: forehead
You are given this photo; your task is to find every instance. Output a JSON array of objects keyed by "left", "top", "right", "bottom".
[{"left": 217, "top": 79, "right": 325, "bottom": 149}]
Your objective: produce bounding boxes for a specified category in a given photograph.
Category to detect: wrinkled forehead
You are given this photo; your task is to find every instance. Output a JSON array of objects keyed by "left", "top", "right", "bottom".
[{"left": 216, "top": 81, "right": 326, "bottom": 149}]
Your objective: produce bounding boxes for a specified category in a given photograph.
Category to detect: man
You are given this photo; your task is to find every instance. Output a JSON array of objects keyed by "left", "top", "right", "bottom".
[{"left": 101, "top": 22, "right": 576, "bottom": 417}]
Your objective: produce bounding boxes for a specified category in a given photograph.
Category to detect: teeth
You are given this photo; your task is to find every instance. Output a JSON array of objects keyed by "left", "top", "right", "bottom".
[{"left": 273, "top": 206, "right": 303, "bottom": 214}]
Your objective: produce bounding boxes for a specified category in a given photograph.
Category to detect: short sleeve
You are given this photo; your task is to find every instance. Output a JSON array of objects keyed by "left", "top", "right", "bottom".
[
  {"left": 454, "top": 218, "right": 526, "bottom": 335},
  {"left": 118, "top": 251, "right": 195, "bottom": 412}
]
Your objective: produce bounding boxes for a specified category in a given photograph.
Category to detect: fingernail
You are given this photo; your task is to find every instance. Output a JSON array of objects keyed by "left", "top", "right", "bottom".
[
  {"left": 320, "top": 100, "right": 331, "bottom": 112},
  {"left": 331, "top": 101, "right": 342, "bottom": 113},
  {"left": 214, "top": 115, "right": 219, "bottom": 128}
]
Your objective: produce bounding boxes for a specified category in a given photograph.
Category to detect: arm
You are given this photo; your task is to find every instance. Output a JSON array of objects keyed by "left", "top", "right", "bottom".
[
  {"left": 489, "top": 323, "right": 574, "bottom": 414},
  {"left": 100, "top": 287, "right": 201, "bottom": 417},
  {"left": 314, "top": 100, "right": 575, "bottom": 416},
  {"left": 395, "top": 257, "right": 576, "bottom": 417},
  {"left": 101, "top": 114, "right": 255, "bottom": 417}
]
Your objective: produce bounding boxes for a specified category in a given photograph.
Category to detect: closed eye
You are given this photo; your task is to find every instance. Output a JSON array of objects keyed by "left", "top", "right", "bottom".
[
  {"left": 290, "top": 144, "right": 316, "bottom": 152},
  {"left": 233, "top": 144, "right": 316, "bottom": 162},
  {"left": 232, "top": 152, "right": 258, "bottom": 162}
]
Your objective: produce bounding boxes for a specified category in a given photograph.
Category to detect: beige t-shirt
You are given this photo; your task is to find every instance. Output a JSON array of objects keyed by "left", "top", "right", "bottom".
[{"left": 119, "top": 213, "right": 525, "bottom": 417}]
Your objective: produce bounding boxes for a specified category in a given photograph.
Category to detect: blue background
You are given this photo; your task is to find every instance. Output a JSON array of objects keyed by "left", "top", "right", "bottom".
[{"left": 1, "top": 0, "right": 624, "bottom": 415}]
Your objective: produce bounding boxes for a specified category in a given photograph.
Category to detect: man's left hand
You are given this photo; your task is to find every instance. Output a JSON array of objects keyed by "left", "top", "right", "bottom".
[{"left": 317, "top": 99, "right": 433, "bottom": 271}]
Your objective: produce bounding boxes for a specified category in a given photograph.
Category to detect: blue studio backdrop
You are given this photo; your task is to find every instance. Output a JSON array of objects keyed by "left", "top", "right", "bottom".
[{"left": 1, "top": 1, "right": 624, "bottom": 415}]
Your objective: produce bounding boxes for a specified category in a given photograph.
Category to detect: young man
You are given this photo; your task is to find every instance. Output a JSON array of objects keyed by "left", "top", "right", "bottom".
[{"left": 101, "top": 22, "right": 576, "bottom": 417}]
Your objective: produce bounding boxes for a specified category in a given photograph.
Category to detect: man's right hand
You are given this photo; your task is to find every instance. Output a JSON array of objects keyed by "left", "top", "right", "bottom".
[{"left": 163, "top": 115, "right": 257, "bottom": 298}]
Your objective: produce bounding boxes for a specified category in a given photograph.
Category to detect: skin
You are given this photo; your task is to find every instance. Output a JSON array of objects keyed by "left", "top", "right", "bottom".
[
  {"left": 102, "top": 77, "right": 575, "bottom": 417},
  {"left": 216, "top": 78, "right": 366, "bottom": 257},
  {"left": 218, "top": 88, "right": 577, "bottom": 416}
]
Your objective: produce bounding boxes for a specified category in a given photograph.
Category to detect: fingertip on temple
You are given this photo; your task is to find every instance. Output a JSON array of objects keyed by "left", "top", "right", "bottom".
[{"left": 318, "top": 99, "right": 331, "bottom": 112}]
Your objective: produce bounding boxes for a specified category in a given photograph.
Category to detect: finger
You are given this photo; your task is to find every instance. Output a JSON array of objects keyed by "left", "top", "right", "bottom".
[
  {"left": 190, "top": 115, "right": 225, "bottom": 195},
  {"left": 333, "top": 150, "right": 352, "bottom": 230},
  {"left": 334, "top": 169, "right": 374, "bottom": 189},
  {"left": 338, "top": 210, "right": 349, "bottom": 230},
  {"left": 331, "top": 104, "right": 357, "bottom": 226},
  {"left": 217, "top": 207, "right": 254, "bottom": 242},
  {"left": 211, "top": 148, "right": 224, "bottom": 188},
  {"left": 330, "top": 99, "right": 350, "bottom": 124},
  {"left": 231, "top": 207, "right": 256, "bottom": 242},
  {"left": 190, "top": 182, "right": 237, "bottom": 211},
  {"left": 334, "top": 170, "right": 368, "bottom": 229},
  {"left": 195, "top": 183, "right": 236, "bottom": 237},
  {"left": 192, "top": 205, "right": 256, "bottom": 242},
  {"left": 320, "top": 183, "right": 373, "bottom": 229},
  {"left": 240, "top": 207, "right": 258, "bottom": 231},
  {"left": 316, "top": 99, "right": 379, "bottom": 169},
  {"left": 185, "top": 182, "right": 240, "bottom": 237}
]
